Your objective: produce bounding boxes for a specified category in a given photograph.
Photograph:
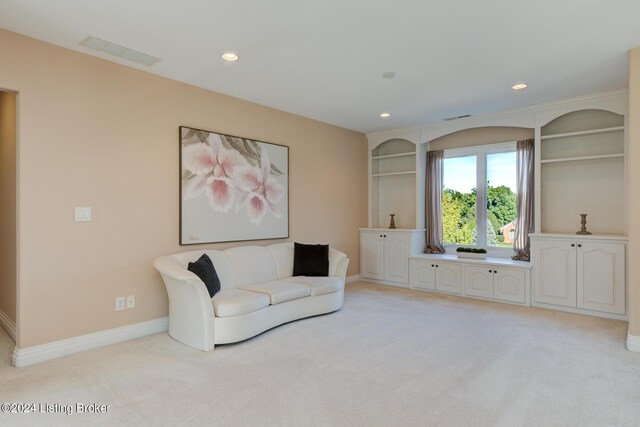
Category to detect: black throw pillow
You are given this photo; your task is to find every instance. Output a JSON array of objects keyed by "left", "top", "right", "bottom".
[
  {"left": 187, "top": 254, "right": 221, "bottom": 298},
  {"left": 293, "top": 242, "right": 329, "bottom": 277}
]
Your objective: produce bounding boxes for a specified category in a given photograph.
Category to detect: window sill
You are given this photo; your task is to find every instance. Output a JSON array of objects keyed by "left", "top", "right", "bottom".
[{"left": 411, "top": 253, "right": 531, "bottom": 269}]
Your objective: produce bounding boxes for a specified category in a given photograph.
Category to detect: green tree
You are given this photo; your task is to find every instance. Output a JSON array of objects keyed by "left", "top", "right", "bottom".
[
  {"left": 443, "top": 185, "right": 516, "bottom": 246},
  {"left": 487, "top": 211, "right": 501, "bottom": 237},
  {"left": 442, "top": 188, "right": 476, "bottom": 245},
  {"left": 487, "top": 185, "right": 517, "bottom": 229},
  {"left": 442, "top": 190, "right": 461, "bottom": 244},
  {"left": 486, "top": 218, "right": 497, "bottom": 246}
]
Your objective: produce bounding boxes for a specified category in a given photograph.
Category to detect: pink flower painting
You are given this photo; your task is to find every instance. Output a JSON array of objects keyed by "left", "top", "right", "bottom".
[
  {"left": 180, "top": 127, "right": 288, "bottom": 244},
  {"left": 235, "top": 150, "right": 285, "bottom": 224}
]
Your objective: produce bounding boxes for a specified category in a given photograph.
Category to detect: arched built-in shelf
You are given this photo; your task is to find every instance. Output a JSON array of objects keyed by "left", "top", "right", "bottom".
[
  {"left": 536, "top": 107, "right": 626, "bottom": 235},
  {"left": 370, "top": 138, "right": 418, "bottom": 229}
]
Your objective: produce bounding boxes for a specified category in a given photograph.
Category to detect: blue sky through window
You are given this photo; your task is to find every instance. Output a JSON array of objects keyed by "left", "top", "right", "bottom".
[
  {"left": 488, "top": 152, "right": 516, "bottom": 192},
  {"left": 443, "top": 152, "right": 516, "bottom": 192}
]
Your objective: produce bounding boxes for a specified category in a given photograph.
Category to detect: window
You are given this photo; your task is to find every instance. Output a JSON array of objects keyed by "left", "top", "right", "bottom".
[
  {"left": 442, "top": 156, "right": 477, "bottom": 245},
  {"left": 442, "top": 142, "right": 517, "bottom": 251}
]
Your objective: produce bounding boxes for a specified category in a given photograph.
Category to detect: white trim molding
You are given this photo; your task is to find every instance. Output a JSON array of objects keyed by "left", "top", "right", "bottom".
[
  {"left": 420, "top": 108, "right": 534, "bottom": 143},
  {"left": 12, "top": 317, "right": 169, "bottom": 368},
  {"left": 0, "top": 308, "right": 16, "bottom": 342},
  {"left": 627, "top": 332, "right": 640, "bottom": 352},
  {"left": 346, "top": 274, "right": 361, "bottom": 285},
  {"left": 367, "top": 126, "right": 421, "bottom": 150}
]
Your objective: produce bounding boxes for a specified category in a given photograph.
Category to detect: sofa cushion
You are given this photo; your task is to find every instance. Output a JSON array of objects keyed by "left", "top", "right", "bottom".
[
  {"left": 172, "top": 250, "right": 237, "bottom": 290},
  {"left": 293, "top": 242, "right": 329, "bottom": 277},
  {"left": 285, "top": 276, "right": 343, "bottom": 296},
  {"left": 268, "top": 243, "right": 295, "bottom": 279},
  {"left": 212, "top": 289, "right": 270, "bottom": 318},
  {"left": 242, "top": 281, "right": 311, "bottom": 305},
  {"left": 225, "top": 246, "right": 278, "bottom": 287},
  {"left": 187, "top": 254, "right": 221, "bottom": 298}
]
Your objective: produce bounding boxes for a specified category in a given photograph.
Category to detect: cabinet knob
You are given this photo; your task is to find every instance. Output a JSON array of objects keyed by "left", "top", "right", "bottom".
[
  {"left": 571, "top": 243, "right": 575, "bottom": 247},
  {"left": 577, "top": 244, "right": 582, "bottom": 248},
  {"left": 489, "top": 269, "right": 493, "bottom": 273},
  {"left": 431, "top": 264, "right": 434, "bottom": 267},
  {"left": 436, "top": 264, "right": 439, "bottom": 268},
  {"left": 494, "top": 270, "right": 498, "bottom": 274},
  {"left": 379, "top": 235, "right": 382, "bottom": 238},
  {"left": 384, "top": 234, "right": 387, "bottom": 237}
]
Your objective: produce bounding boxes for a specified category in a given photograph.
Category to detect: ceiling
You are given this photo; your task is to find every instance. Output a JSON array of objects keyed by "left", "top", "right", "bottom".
[{"left": 1, "top": 0, "right": 640, "bottom": 133}]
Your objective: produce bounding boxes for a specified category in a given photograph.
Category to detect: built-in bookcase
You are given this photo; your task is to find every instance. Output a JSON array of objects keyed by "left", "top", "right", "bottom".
[
  {"left": 370, "top": 138, "right": 420, "bottom": 229},
  {"left": 539, "top": 109, "right": 625, "bottom": 235}
]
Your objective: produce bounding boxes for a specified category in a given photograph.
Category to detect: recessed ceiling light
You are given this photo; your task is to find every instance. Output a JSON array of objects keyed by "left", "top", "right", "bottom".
[
  {"left": 222, "top": 52, "right": 239, "bottom": 61},
  {"left": 382, "top": 72, "right": 396, "bottom": 79},
  {"left": 512, "top": 82, "right": 528, "bottom": 90},
  {"left": 380, "top": 112, "right": 391, "bottom": 118}
]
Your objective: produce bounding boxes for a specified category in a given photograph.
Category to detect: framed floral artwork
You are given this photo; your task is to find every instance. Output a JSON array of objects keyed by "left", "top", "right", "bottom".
[{"left": 179, "top": 126, "right": 289, "bottom": 245}]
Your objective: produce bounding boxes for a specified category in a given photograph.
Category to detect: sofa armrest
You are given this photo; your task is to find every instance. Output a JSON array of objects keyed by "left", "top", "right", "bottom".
[
  {"left": 154, "top": 256, "right": 216, "bottom": 351},
  {"left": 328, "top": 248, "right": 349, "bottom": 284},
  {"left": 335, "top": 257, "right": 350, "bottom": 285}
]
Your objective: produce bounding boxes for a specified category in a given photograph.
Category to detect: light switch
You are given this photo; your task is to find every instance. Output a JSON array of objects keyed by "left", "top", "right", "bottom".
[{"left": 74, "top": 207, "right": 92, "bottom": 222}]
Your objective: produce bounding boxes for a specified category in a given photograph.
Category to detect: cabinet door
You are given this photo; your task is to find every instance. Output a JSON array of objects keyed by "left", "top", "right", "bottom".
[
  {"left": 463, "top": 265, "right": 493, "bottom": 299},
  {"left": 577, "top": 242, "right": 625, "bottom": 314},
  {"left": 360, "top": 232, "right": 384, "bottom": 280},
  {"left": 410, "top": 259, "right": 436, "bottom": 290},
  {"left": 384, "top": 233, "right": 410, "bottom": 284},
  {"left": 493, "top": 268, "right": 526, "bottom": 304},
  {"left": 533, "top": 239, "right": 576, "bottom": 307},
  {"left": 435, "top": 262, "right": 462, "bottom": 294}
]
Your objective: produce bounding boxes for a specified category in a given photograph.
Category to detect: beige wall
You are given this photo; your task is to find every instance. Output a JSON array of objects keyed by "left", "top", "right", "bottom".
[
  {"left": 0, "top": 29, "right": 367, "bottom": 348},
  {"left": 628, "top": 48, "right": 640, "bottom": 338},
  {"left": 428, "top": 126, "right": 534, "bottom": 151},
  {"left": 0, "top": 91, "right": 17, "bottom": 326}
]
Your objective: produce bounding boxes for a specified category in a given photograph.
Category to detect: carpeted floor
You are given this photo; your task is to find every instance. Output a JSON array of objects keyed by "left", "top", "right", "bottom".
[{"left": 1, "top": 282, "right": 639, "bottom": 426}]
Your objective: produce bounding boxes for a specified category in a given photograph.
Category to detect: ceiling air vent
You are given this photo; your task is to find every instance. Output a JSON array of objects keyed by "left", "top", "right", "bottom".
[
  {"left": 443, "top": 114, "right": 471, "bottom": 121},
  {"left": 79, "top": 36, "right": 161, "bottom": 66}
]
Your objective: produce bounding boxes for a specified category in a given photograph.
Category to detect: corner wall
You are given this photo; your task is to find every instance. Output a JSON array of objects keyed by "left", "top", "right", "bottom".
[
  {"left": 0, "top": 90, "right": 17, "bottom": 335},
  {"left": 0, "top": 29, "right": 368, "bottom": 349},
  {"left": 627, "top": 47, "right": 640, "bottom": 347}
]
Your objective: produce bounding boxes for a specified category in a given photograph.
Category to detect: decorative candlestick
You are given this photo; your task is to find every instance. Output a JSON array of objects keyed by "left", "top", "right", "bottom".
[
  {"left": 389, "top": 214, "right": 397, "bottom": 229},
  {"left": 576, "top": 213, "right": 592, "bottom": 235}
]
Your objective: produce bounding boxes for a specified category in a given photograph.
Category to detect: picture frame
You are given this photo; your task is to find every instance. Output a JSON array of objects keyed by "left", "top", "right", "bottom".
[{"left": 179, "top": 126, "right": 289, "bottom": 245}]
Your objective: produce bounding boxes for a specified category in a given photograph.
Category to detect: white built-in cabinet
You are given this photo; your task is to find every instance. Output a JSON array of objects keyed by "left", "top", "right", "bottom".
[
  {"left": 529, "top": 91, "right": 628, "bottom": 319},
  {"left": 409, "top": 255, "right": 531, "bottom": 306},
  {"left": 361, "top": 132, "right": 425, "bottom": 287},
  {"left": 361, "top": 90, "right": 628, "bottom": 320},
  {"left": 531, "top": 234, "right": 626, "bottom": 318},
  {"left": 464, "top": 265, "right": 527, "bottom": 304},
  {"left": 410, "top": 260, "right": 462, "bottom": 294},
  {"left": 367, "top": 132, "right": 425, "bottom": 230},
  {"left": 360, "top": 229, "right": 425, "bottom": 286},
  {"left": 535, "top": 104, "right": 626, "bottom": 235}
]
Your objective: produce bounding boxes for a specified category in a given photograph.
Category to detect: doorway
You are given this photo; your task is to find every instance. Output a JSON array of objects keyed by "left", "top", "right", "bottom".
[{"left": 0, "top": 90, "right": 17, "bottom": 351}]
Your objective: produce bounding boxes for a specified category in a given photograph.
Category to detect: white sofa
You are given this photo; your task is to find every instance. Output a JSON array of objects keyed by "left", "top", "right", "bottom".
[{"left": 153, "top": 242, "right": 349, "bottom": 351}]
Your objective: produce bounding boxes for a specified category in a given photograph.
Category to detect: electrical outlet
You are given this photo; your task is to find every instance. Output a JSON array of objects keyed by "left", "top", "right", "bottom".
[
  {"left": 127, "top": 295, "right": 135, "bottom": 309},
  {"left": 115, "top": 297, "right": 125, "bottom": 312}
]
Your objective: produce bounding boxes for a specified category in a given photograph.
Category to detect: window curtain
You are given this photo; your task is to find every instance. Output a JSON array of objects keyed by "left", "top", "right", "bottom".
[
  {"left": 424, "top": 150, "right": 445, "bottom": 254},
  {"left": 512, "top": 139, "right": 535, "bottom": 261}
]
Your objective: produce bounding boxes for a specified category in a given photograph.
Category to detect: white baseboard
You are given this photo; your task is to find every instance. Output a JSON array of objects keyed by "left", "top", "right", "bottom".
[
  {"left": 0, "top": 308, "right": 16, "bottom": 342},
  {"left": 627, "top": 332, "right": 640, "bottom": 352},
  {"left": 358, "top": 278, "right": 411, "bottom": 288},
  {"left": 346, "top": 274, "right": 361, "bottom": 285},
  {"left": 13, "top": 317, "right": 168, "bottom": 368}
]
